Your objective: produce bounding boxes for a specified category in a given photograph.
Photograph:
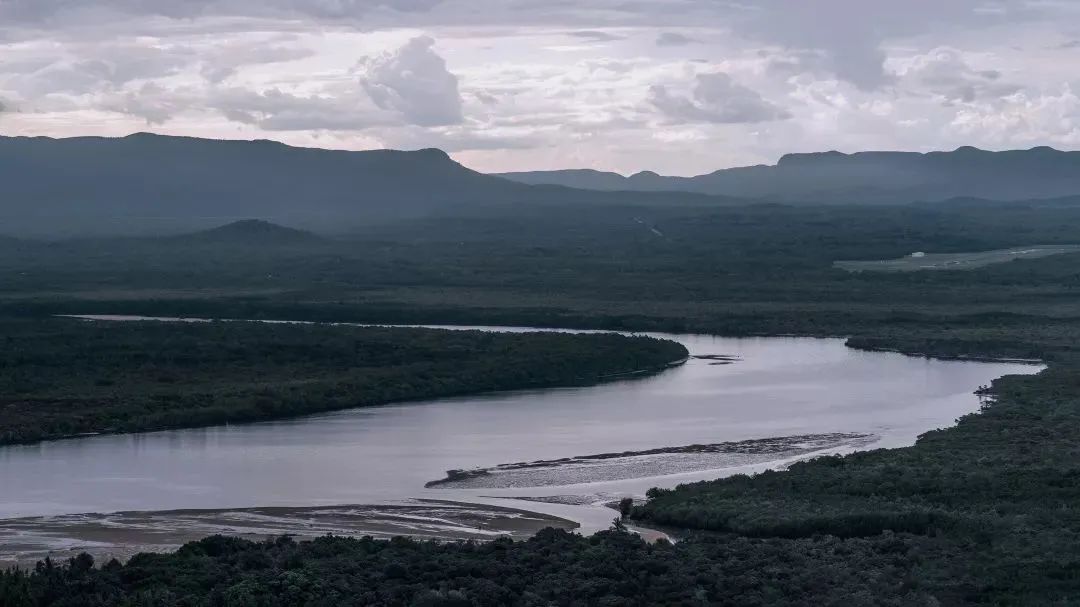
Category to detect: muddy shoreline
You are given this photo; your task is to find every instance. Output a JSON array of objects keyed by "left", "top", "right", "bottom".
[{"left": 0, "top": 501, "right": 577, "bottom": 568}]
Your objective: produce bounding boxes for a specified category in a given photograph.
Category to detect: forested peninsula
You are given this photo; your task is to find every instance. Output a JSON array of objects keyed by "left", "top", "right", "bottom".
[{"left": 0, "top": 318, "right": 687, "bottom": 446}]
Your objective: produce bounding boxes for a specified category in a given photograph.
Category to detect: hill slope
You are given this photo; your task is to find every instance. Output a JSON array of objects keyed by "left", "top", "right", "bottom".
[{"left": 498, "top": 146, "right": 1080, "bottom": 203}]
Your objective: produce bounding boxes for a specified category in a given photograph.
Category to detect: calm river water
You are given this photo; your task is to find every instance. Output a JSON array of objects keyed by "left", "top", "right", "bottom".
[{"left": 0, "top": 321, "right": 1042, "bottom": 538}]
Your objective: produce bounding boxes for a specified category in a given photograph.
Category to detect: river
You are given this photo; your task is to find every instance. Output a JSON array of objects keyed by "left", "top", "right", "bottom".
[{"left": 0, "top": 318, "right": 1042, "bottom": 561}]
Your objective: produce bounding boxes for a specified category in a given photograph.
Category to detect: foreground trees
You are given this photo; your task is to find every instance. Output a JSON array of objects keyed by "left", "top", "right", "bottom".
[{"left": 0, "top": 529, "right": 934, "bottom": 606}]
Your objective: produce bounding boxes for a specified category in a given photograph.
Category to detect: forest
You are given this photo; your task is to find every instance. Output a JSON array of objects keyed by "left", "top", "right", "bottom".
[
  {"left": 0, "top": 318, "right": 686, "bottom": 446},
  {"left": 4, "top": 200, "right": 1080, "bottom": 604}
]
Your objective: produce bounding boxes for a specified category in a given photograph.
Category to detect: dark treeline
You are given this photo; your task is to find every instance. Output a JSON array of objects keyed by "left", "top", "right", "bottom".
[
  {"left": 8, "top": 202, "right": 1080, "bottom": 346},
  {"left": 0, "top": 529, "right": 937, "bottom": 606},
  {"left": 0, "top": 318, "right": 686, "bottom": 446}
]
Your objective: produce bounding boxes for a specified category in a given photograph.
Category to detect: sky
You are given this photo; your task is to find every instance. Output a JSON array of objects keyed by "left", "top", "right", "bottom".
[{"left": 0, "top": 1, "right": 1079, "bottom": 175}]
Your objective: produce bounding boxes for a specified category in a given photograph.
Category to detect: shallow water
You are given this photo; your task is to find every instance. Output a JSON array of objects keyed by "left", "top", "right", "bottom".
[{"left": 0, "top": 321, "right": 1042, "bottom": 539}]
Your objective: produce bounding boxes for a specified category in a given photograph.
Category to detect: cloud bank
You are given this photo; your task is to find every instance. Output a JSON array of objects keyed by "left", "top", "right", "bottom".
[{"left": 0, "top": 0, "right": 1077, "bottom": 174}]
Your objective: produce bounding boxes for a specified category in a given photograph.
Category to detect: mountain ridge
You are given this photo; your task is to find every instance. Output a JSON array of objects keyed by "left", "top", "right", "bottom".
[
  {"left": 0, "top": 132, "right": 741, "bottom": 237},
  {"left": 497, "top": 146, "right": 1080, "bottom": 203}
]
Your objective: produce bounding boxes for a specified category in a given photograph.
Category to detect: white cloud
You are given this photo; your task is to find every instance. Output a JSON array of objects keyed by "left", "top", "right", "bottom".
[
  {"left": 208, "top": 86, "right": 392, "bottom": 131},
  {"left": 567, "top": 30, "right": 624, "bottom": 43},
  {"left": 895, "top": 47, "right": 1020, "bottom": 104},
  {"left": 655, "top": 32, "right": 697, "bottom": 47},
  {"left": 358, "top": 35, "right": 463, "bottom": 126},
  {"left": 105, "top": 82, "right": 196, "bottom": 125},
  {"left": 949, "top": 87, "right": 1080, "bottom": 145},
  {"left": 199, "top": 42, "right": 315, "bottom": 83},
  {"left": 0, "top": 0, "right": 1077, "bottom": 174},
  {"left": 650, "top": 72, "right": 790, "bottom": 124}
]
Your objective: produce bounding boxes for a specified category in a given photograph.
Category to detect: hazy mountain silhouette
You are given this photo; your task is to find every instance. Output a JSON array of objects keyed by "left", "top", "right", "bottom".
[
  {"left": 497, "top": 147, "right": 1080, "bottom": 203},
  {"left": 0, "top": 133, "right": 733, "bottom": 237},
  {"left": 0, "top": 235, "right": 28, "bottom": 251},
  {"left": 176, "top": 219, "right": 324, "bottom": 245},
  {"left": 0, "top": 133, "right": 515, "bottom": 235}
]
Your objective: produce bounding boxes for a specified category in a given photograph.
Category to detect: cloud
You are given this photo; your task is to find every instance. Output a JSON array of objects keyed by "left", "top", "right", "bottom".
[
  {"left": 724, "top": 0, "right": 1045, "bottom": 90},
  {"left": 0, "top": 0, "right": 1077, "bottom": 175},
  {"left": 649, "top": 72, "right": 790, "bottom": 124},
  {"left": 105, "top": 82, "right": 194, "bottom": 125},
  {"left": 655, "top": 32, "right": 696, "bottom": 47},
  {"left": 200, "top": 43, "right": 315, "bottom": 83},
  {"left": 762, "top": 49, "right": 826, "bottom": 78},
  {"left": 0, "top": 43, "right": 194, "bottom": 99},
  {"left": 0, "top": 0, "right": 447, "bottom": 24},
  {"left": 359, "top": 35, "right": 463, "bottom": 126},
  {"left": 209, "top": 86, "right": 391, "bottom": 131},
  {"left": 948, "top": 86, "right": 1080, "bottom": 145},
  {"left": 896, "top": 47, "right": 1021, "bottom": 104},
  {"left": 567, "top": 30, "right": 624, "bottom": 43},
  {"left": 0, "top": 0, "right": 1065, "bottom": 93},
  {"left": 377, "top": 124, "right": 548, "bottom": 152}
]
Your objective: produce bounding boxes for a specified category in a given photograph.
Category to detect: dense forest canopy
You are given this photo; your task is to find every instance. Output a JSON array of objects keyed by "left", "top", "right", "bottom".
[{"left": 0, "top": 318, "right": 686, "bottom": 446}]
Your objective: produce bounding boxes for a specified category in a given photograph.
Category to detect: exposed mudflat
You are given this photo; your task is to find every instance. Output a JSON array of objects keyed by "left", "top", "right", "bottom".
[
  {"left": 426, "top": 433, "right": 878, "bottom": 489},
  {"left": 0, "top": 501, "right": 576, "bottom": 567}
]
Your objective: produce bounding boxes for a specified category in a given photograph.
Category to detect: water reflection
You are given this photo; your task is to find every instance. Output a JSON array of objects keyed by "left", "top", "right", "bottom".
[{"left": 0, "top": 331, "right": 1041, "bottom": 528}]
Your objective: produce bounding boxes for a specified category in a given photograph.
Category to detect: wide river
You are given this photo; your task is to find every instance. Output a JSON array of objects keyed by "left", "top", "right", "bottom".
[{"left": 0, "top": 319, "right": 1042, "bottom": 550}]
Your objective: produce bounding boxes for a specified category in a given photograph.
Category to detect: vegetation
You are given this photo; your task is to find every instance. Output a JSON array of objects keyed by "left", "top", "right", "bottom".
[
  {"left": 0, "top": 529, "right": 941, "bottom": 606},
  {"left": 631, "top": 367, "right": 1080, "bottom": 604},
  {"left": 0, "top": 318, "right": 686, "bottom": 446},
  {"left": 7, "top": 200, "right": 1080, "bottom": 603},
  {"left": 10, "top": 202, "right": 1080, "bottom": 346}
]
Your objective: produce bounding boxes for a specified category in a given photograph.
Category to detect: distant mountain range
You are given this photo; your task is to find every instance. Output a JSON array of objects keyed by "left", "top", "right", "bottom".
[
  {"left": 0, "top": 133, "right": 726, "bottom": 237},
  {"left": 496, "top": 147, "right": 1080, "bottom": 204},
  {"left": 4, "top": 134, "right": 1080, "bottom": 238}
]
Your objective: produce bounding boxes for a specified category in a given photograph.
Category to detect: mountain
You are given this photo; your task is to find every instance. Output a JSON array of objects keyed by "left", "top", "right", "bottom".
[
  {"left": 0, "top": 235, "right": 30, "bottom": 252},
  {"left": 0, "top": 133, "right": 735, "bottom": 237},
  {"left": 0, "top": 133, "right": 511, "bottom": 236},
  {"left": 497, "top": 146, "right": 1080, "bottom": 204},
  {"left": 496, "top": 169, "right": 635, "bottom": 191}
]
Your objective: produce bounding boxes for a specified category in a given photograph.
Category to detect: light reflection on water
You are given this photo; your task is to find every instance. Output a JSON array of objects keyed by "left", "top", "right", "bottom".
[{"left": 0, "top": 323, "right": 1042, "bottom": 534}]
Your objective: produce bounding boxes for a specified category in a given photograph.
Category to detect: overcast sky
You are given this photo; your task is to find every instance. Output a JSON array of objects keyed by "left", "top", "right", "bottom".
[{"left": 1, "top": 1, "right": 1078, "bottom": 175}]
